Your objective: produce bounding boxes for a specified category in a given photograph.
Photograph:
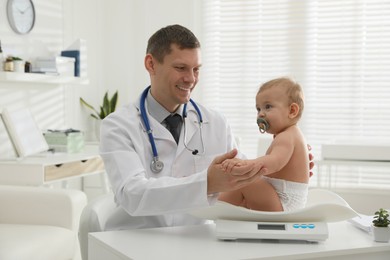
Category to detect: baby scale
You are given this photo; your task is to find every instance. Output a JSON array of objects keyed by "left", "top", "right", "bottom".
[{"left": 189, "top": 189, "right": 360, "bottom": 243}]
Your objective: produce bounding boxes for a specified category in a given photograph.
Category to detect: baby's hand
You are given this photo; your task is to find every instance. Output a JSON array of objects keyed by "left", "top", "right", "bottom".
[{"left": 221, "top": 158, "right": 246, "bottom": 173}]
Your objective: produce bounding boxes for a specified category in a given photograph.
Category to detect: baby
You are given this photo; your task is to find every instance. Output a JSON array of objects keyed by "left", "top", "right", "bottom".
[{"left": 218, "top": 77, "right": 310, "bottom": 211}]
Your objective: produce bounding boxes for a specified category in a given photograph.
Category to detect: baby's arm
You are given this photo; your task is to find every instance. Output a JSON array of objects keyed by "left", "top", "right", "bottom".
[
  {"left": 221, "top": 130, "right": 295, "bottom": 175},
  {"left": 222, "top": 157, "right": 267, "bottom": 176},
  {"left": 256, "top": 130, "right": 295, "bottom": 174},
  {"left": 227, "top": 131, "right": 295, "bottom": 175},
  {"left": 221, "top": 158, "right": 245, "bottom": 173}
]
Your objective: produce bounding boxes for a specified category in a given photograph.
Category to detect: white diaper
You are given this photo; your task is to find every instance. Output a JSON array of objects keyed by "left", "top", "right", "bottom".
[{"left": 262, "top": 176, "right": 308, "bottom": 212}]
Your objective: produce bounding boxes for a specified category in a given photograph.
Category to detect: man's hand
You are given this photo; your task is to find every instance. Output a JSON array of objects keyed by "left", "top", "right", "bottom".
[{"left": 207, "top": 149, "right": 262, "bottom": 194}]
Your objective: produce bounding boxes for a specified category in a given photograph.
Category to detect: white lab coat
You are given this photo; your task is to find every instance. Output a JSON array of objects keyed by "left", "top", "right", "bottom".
[{"left": 99, "top": 93, "right": 238, "bottom": 230}]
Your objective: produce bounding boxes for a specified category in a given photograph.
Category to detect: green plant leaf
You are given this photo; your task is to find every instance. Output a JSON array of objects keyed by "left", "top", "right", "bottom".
[
  {"left": 80, "top": 97, "right": 100, "bottom": 118},
  {"left": 80, "top": 91, "right": 119, "bottom": 120},
  {"left": 373, "top": 208, "right": 390, "bottom": 227},
  {"left": 102, "top": 92, "right": 110, "bottom": 118},
  {"left": 99, "top": 105, "right": 106, "bottom": 119},
  {"left": 110, "top": 91, "right": 118, "bottom": 114},
  {"left": 90, "top": 113, "right": 99, "bottom": 120}
]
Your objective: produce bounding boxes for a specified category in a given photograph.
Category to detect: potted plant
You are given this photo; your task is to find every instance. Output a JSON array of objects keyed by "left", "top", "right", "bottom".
[
  {"left": 12, "top": 56, "right": 24, "bottom": 73},
  {"left": 80, "top": 91, "right": 118, "bottom": 139},
  {"left": 80, "top": 91, "right": 118, "bottom": 120},
  {"left": 372, "top": 208, "right": 390, "bottom": 242}
]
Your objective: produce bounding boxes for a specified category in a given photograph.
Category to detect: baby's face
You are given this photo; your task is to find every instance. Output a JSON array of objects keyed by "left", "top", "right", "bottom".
[{"left": 256, "top": 86, "right": 292, "bottom": 134}]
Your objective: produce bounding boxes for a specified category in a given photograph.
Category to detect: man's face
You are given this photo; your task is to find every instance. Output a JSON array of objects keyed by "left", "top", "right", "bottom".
[{"left": 150, "top": 44, "right": 202, "bottom": 112}]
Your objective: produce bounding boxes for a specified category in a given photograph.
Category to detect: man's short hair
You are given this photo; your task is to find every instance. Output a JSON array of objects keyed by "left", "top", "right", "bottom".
[{"left": 146, "top": 24, "right": 201, "bottom": 63}]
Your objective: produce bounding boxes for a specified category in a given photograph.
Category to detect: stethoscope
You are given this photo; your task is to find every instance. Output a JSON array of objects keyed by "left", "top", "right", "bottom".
[{"left": 140, "top": 86, "right": 205, "bottom": 173}]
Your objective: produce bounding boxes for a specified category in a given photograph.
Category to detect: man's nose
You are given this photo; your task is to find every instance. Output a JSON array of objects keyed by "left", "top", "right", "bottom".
[{"left": 184, "top": 71, "right": 196, "bottom": 83}]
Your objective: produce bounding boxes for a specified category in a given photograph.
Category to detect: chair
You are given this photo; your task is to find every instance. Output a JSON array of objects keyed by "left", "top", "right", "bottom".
[
  {"left": 79, "top": 192, "right": 116, "bottom": 260},
  {"left": 0, "top": 185, "right": 87, "bottom": 260}
]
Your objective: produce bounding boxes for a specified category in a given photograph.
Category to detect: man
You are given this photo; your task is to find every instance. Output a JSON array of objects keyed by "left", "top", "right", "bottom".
[{"left": 100, "top": 24, "right": 312, "bottom": 230}]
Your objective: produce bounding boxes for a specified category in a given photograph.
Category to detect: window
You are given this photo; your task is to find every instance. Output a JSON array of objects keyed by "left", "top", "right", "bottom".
[{"left": 201, "top": 0, "right": 390, "bottom": 189}]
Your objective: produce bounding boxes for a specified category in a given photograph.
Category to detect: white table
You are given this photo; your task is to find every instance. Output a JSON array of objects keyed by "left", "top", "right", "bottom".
[{"left": 88, "top": 221, "right": 390, "bottom": 260}]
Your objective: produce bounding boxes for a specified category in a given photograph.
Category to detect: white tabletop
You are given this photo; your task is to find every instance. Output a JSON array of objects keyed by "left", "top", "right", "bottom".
[
  {"left": 0, "top": 144, "right": 100, "bottom": 165},
  {"left": 88, "top": 221, "right": 390, "bottom": 260}
]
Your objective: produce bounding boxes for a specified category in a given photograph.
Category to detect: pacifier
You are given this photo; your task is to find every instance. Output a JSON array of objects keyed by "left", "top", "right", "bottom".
[{"left": 257, "top": 118, "right": 269, "bottom": 134}]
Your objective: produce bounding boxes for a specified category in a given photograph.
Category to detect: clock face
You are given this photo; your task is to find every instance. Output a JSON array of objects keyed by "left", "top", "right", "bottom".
[{"left": 7, "top": 0, "right": 36, "bottom": 34}]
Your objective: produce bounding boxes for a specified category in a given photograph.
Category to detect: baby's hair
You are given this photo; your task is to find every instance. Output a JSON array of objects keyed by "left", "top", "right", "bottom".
[{"left": 258, "top": 77, "right": 305, "bottom": 119}]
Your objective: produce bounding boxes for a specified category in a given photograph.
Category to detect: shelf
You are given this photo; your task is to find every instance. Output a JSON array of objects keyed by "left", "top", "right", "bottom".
[{"left": 0, "top": 71, "right": 89, "bottom": 85}]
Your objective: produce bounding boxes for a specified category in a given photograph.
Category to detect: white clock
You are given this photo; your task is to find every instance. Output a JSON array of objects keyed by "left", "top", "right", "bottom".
[{"left": 7, "top": 0, "right": 36, "bottom": 35}]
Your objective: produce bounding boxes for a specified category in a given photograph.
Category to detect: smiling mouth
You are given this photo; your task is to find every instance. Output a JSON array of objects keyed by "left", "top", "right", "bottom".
[{"left": 175, "top": 85, "right": 193, "bottom": 91}]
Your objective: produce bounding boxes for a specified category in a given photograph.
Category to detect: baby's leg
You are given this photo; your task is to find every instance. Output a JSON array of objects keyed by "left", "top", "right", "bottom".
[
  {"left": 241, "top": 178, "right": 283, "bottom": 211},
  {"left": 218, "top": 189, "right": 246, "bottom": 207}
]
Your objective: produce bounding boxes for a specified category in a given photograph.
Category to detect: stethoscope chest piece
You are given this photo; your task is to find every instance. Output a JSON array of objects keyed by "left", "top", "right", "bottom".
[{"left": 151, "top": 158, "right": 164, "bottom": 173}]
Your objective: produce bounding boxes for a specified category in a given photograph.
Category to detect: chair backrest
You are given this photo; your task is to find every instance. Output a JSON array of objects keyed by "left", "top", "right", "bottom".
[{"left": 79, "top": 193, "right": 116, "bottom": 260}]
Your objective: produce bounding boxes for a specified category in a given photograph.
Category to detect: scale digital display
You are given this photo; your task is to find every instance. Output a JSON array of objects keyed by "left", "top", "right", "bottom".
[
  {"left": 257, "top": 224, "right": 285, "bottom": 230},
  {"left": 216, "top": 219, "right": 329, "bottom": 242}
]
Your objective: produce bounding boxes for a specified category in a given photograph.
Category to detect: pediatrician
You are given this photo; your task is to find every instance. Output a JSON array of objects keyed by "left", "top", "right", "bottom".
[{"left": 100, "top": 24, "right": 312, "bottom": 230}]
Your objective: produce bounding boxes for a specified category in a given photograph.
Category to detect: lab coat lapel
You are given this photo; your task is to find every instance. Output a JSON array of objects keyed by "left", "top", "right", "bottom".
[
  {"left": 176, "top": 106, "right": 199, "bottom": 155},
  {"left": 185, "top": 110, "right": 199, "bottom": 142},
  {"left": 135, "top": 102, "right": 172, "bottom": 141}
]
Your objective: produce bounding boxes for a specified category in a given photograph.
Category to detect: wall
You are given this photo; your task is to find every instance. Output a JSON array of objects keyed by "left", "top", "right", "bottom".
[
  {"left": 0, "top": 0, "right": 201, "bottom": 197},
  {"left": 1, "top": 0, "right": 202, "bottom": 150},
  {"left": 0, "top": 0, "right": 68, "bottom": 157},
  {"left": 97, "top": 0, "right": 203, "bottom": 105}
]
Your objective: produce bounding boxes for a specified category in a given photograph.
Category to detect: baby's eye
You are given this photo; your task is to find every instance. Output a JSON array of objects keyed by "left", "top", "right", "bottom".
[{"left": 265, "top": 104, "right": 272, "bottom": 110}]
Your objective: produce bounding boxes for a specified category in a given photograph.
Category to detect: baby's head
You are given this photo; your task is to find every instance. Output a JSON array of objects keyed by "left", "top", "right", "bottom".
[
  {"left": 258, "top": 77, "right": 304, "bottom": 119},
  {"left": 256, "top": 77, "right": 304, "bottom": 134}
]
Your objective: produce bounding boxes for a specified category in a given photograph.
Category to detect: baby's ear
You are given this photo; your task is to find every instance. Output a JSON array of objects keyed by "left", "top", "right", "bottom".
[{"left": 288, "top": 103, "right": 299, "bottom": 119}]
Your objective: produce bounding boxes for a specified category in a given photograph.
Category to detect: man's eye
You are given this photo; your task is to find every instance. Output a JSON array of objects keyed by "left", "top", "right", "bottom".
[{"left": 176, "top": 66, "right": 185, "bottom": 70}]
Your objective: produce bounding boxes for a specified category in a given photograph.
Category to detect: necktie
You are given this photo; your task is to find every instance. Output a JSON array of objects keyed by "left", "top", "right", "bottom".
[{"left": 165, "top": 114, "right": 182, "bottom": 144}]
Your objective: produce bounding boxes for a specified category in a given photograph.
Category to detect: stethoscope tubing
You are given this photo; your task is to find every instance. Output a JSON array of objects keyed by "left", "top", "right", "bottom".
[
  {"left": 140, "top": 86, "right": 205, "bottom": 173},
  {"left": 140, "top": 87, "right": 159, "bottom": 158}
]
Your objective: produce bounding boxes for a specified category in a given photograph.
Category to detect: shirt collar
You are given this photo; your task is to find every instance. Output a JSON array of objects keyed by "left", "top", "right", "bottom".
[{"left": 146, "top": 88, "right": 183, "bottom": 123}]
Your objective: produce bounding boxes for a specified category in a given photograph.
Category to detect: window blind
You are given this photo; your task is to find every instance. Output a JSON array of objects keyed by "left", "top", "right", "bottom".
[{"left": 201, "top": 0, "right": 390, "bottom": 189}]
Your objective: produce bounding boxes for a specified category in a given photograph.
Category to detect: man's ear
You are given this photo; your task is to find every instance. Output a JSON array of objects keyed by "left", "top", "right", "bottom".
[
  {"left": 289, "top": 103, "right": 299, "bottom": 119},
  {"left": 144, "top": 54, "right": 155, "bottom": 74}
]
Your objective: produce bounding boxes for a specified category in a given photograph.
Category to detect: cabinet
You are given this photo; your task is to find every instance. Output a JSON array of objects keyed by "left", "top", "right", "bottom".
[
  {"left": 0, "top": 145, "right": 110, "bottom": 193},
  {"left": 0, "top": 151, "right": 104, "bottom": 186}
]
